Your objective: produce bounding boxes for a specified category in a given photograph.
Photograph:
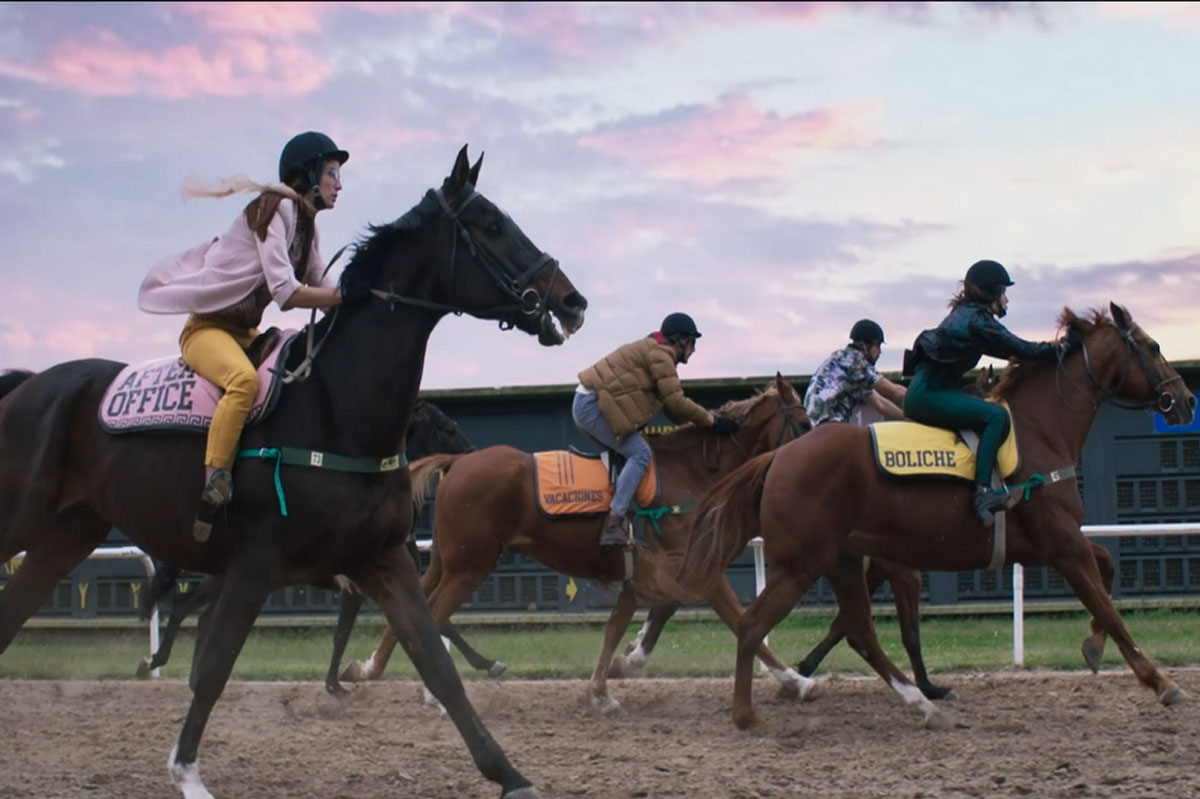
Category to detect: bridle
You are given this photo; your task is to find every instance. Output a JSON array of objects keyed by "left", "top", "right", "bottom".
[
  {"left": 370, "top": 186, "right": 560, "bottom": 330},
  {"left": 1056, "top": 322, "right": 1188, "bottom": 415}
]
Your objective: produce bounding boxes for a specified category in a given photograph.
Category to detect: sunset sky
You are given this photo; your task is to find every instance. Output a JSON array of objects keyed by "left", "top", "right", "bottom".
[{"left": 3, "top": 2, "right": 1198, "bottom": 390}]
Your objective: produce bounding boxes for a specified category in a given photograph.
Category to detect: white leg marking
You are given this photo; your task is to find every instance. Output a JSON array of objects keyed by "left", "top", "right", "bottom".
[
  {"left": 890, "top": 676, "right": 937, "bottom": 723},
  {"left": 421, "top": 685, "right": 448, "bottom": 717},
  {"left": 768, "top": 666, "right": 820, "bottom": 700},
  {"left": 168, "top": 744, "right": 214, "bottom": 799}
]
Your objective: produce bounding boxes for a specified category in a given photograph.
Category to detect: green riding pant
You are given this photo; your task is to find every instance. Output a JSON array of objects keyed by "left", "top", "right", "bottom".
[{"left": 903, "top": 362, "right": 1009, "bottom": 486}]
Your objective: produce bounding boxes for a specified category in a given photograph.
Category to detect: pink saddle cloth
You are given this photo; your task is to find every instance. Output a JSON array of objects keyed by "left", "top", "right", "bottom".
[{"left": 98, "top": 329, "right": 297, "bottom": 434}]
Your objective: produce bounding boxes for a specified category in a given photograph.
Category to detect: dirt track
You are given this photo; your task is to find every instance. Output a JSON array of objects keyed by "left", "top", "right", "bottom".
[{"left": 1, "top": 668, "right": 1198, "bottom": 799}]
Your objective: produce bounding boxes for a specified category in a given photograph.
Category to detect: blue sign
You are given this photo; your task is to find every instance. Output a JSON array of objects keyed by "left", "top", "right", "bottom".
[{"left": 1153, "top": 393, "right": 1200, "bottom": 433}]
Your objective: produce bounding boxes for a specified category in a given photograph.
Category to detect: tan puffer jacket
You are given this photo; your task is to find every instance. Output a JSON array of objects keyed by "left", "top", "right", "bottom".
[{"left": 578, "top": 336, "right": 713, "bottom": 438}]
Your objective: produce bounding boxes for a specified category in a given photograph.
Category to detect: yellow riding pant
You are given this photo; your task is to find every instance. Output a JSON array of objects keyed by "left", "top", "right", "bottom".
[{"left": 179, "top": 316, "right": 259, "bottom": 470}]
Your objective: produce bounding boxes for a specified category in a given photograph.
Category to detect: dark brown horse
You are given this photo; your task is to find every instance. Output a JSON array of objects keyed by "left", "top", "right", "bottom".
[
  {"left": 136, "top": 400, "right": 505, "bottom": 691},
  {"left": 0, "top": 146, "right": 586, "bottom": 799},
  {"left": 680, "top": 304, "right": 1195, "bottom": 730},
  {"left": 339, "top": 375, "right": 818, "bottom": 712}
]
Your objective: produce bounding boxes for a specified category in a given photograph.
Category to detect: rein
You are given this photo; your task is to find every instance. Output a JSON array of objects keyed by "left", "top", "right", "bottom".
[
  {"left": 702, "top": 393, "right": 808, "bottom": 471},
  {"left": 1054, "top": 321, "right": 1184, "bottom": 415},
  {"left": 369, "top": 187, "right": 560, "bottom": 327}
]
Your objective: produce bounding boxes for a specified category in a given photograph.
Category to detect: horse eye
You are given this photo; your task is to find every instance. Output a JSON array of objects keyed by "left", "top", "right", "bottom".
[{"left": 1150, "top": 342, "right": 1161, "bottom": 356}]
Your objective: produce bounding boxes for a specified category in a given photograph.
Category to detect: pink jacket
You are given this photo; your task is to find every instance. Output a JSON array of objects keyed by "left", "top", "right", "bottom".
[{"left": 138, "top": 198, "right": 333, "bottom": 315}]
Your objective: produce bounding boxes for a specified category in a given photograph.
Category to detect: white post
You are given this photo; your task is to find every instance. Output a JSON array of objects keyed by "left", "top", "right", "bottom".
[
  {"left": 752, "top": 537, "right": 769, "bottom": 673},
  {"left": 1012, "top": 563, "right": 1024, "bottom": 666}
]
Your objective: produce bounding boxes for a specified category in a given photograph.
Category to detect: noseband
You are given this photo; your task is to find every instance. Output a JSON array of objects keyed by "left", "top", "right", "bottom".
[
  {"left": 371, "top": 187, "right": 560, "bottom": 329},
  {"left": 1058, "top": 322, "right": 1186, "bottom": 415}
]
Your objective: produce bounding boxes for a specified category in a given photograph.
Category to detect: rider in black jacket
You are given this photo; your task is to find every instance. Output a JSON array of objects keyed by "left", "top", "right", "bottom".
[{"left": 902, "top": 260, "right": 1062, "bottom": 526}]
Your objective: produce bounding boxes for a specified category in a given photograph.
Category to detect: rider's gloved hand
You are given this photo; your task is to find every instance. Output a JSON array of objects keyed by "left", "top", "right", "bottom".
[{"left": 711, "top": 414, "right": 740, "bottom": 435}]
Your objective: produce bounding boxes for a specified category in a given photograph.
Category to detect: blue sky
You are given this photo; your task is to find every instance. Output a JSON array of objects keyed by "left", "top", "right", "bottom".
[{"left": 2, "top": 2, "right": 1198, "bottom": 389}]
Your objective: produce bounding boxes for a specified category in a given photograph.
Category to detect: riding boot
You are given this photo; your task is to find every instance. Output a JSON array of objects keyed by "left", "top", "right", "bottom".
[
  {"left": 598, "top": 511, "right": 629, "bottom": 548},
  {"left": 194, "top": 467, "right": 234, "bottom": 542},
  {"left": 972, "top": 484, "right": 1006, "bottom": 527}
]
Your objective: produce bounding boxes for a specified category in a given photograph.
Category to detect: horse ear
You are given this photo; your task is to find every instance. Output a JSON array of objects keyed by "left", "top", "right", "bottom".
[
  {"left": 468, "top": 152, "right": 484, "bottom": 187},
  {"left": 1110, "top": 302, "right": 1132, "bottom": 330},
  {"left": 776, "top": 371, "right": 799, "bottom": 404},
  {"left": 449, "top": 145, "right": 471, "bottom": 193}
]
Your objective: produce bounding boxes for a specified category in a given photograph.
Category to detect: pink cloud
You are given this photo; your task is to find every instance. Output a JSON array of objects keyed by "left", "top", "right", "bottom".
[
  {"left": 27, "top": 31, "right": 331, "bottom": 98},
  {"left": 577, "top": 94, "right": 882, "bottom": 186},
  {"left": 178, "top": 2, "right": 328, "bottom": 37}
]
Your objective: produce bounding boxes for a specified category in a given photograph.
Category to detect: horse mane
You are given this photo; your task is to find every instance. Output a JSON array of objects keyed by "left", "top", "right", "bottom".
[
  {"left": 646, "top": 382, "right": 780, "bottom": 452},
  {"left": 989, "top": 307, "right": 1110, "bottom": 401},
  {"left": 337, "top": 190, "right": 442, "bottom": 304}
]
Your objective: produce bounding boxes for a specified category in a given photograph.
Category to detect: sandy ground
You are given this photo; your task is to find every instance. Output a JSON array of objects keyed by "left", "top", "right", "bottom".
[{"left": 1, "top": 667, "right": 1198, "bottom": 799}]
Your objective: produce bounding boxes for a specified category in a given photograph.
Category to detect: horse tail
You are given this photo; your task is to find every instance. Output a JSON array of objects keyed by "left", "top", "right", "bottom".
[
  {"left": 0, "top": 369, "right": 35, "bottom": 404},
  {"left": 676, "top": 451, "right": 776, "bottom": 597},
  {"left": 140, "top": 560, "right": 183, "bottom": 622},
  {"left": 408, "top": 452, "right": 463, "bottom": 516}
]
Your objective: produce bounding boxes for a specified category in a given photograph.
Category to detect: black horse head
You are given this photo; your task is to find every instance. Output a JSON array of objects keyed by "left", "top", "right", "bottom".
[
  {"left": 407, "top": 400, "right": 474, "bottom": 458},
  {"left": 337, "top": 145, "right": 587, "bottom": 346}
]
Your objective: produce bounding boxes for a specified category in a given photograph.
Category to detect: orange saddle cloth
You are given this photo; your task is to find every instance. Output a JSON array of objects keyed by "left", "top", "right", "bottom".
[{"left": 533, "top": 449, "right": 658, "bottom": 516}]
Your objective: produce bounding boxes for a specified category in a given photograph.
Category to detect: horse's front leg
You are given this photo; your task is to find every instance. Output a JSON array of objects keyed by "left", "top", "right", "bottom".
[
  {"left": 1049, "top": 536, "right": 1183, "bottom": 704},
  {"left": 169, "top": 569, "right": 271, "bottom": 799},
  {"left": 590, "top": 582, "right": 638, "bottom": 714},
  {"left": 888, "top": 562, "right": 954, "bottom": 701},
  {"left": 611, "top": 601, "right": 679, "bottom": 678},
  {"left": 349, "top": 548, "right": 539, "bottom": 799}
]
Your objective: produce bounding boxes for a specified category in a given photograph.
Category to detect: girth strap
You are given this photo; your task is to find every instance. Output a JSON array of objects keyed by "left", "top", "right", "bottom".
[
  {"left": 237, "top": 446, "right": 407, "bottom": 516},
  {"left": 632, "top": 503, "right": 696, "bottom": 538}
]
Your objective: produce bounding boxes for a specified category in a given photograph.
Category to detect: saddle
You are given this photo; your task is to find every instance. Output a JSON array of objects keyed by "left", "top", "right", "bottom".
[
  {"left": 98, "top": 328, "right": 298, "bottom": 435},
  {"left": 868, "top": 401, "right": 1020, "bottom": 483},
  {"left": 532, "top": 445, "right": 659, "bottom": 517}
]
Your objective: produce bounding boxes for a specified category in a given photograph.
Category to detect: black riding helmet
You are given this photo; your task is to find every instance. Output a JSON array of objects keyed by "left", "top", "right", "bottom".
[
  {"left": 965, "top": 259, "right": 1014, "bottom": 302},
  {"left": 278, "top": 131, "right": 349, "bottom": 190},
  {"left": 849, "top": 319, "right": 884, "bottom": 345},
  {"left": 660, "top": 312, "right": 701, "bottom": 342}
]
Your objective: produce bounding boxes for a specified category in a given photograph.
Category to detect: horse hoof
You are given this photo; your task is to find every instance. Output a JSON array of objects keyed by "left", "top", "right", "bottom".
[
  {"left": 1159, "top": 684, "right": 1187, "bottom": 706},
  {"left": 590, "top": 691, "right": 622, "bottom": 715},
  {"left": 502, "top": 786, "right": 542, "bottom": 799},
  {"left": 136, "top": 657, "right": 153, "bottom": 679},
  {"left": 339, "top": 660, "right": 371, "bottom": 683},
  {"left": 920, "top": 707, "right": 952, "bottom": 730},
  {"left": 795, "top": 660, "right": 815, "bottom": 678},
  {"left": 799, "top": 679, "right": 824, "bottom": 702},
  {"left": 733, "top": 711, "right": 762, "bottom": 732},
  {"left": 1081, "top": 638, "right": 1104, "bottom": 674},
  {"left": 325, "top": 681, "right": 350, "bottom": 699},
  {"left": 488, "top": 660, "right": 508, "bottom": 679},
  {"left": 923, "top": 685, "right": 957, "bottom": 702}
]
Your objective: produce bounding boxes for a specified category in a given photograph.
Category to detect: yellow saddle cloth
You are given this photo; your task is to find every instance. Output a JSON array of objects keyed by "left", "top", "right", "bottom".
[
  {"left": 869, "top": 403, "right": 1019, "bottom": 481},
  {"left": 533, "top": 449, "right": 658, "bottom": 516}
]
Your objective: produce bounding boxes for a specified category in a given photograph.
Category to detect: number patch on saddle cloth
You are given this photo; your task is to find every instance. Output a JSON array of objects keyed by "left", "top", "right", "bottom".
[
  {"left": 532, "top": 450, "right": 658, "bottom": 516},
  {"left": 869, "top": 404, "right": 1020, "bottom": 481}
]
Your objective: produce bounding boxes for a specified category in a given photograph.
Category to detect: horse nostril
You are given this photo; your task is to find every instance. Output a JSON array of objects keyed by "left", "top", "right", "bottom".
[{"left": 564, "top": 291, "right": 588, "bottom": 313}]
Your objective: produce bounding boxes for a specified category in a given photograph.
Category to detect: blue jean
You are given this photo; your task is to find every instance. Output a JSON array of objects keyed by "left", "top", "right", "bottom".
[{"left": 572, "top": 391, "right": 651, "bottom": 515}]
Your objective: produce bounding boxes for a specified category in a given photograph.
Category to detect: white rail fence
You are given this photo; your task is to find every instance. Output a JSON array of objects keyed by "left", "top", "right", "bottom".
[{"left": 9, "top": 524, "right": 1199, "bottom": 674}]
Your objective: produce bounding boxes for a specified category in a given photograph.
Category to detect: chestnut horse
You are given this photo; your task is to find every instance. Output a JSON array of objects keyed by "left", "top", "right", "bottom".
[
  {"left": 0, "top": 146, "right": 587, "bottom": 799},
  {"left": 340, "top": 375, "right": 819, "bottom": 712},
  {"left": 680, "top": 304, "right": 1195, "bottom": 730}
]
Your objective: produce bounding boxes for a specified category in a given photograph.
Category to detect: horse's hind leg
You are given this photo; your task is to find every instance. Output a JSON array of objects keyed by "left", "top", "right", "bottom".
[
  {"left": 1051, "top": 542, "right": 1182, "bottom": 704},
  {"left": 795, "top": 556, "right": 885, "bottom": 678},
  {"left": 350, "top": 549, "right": 537, "bottom": 799},
  {"left": 888, "top": 563, "right": 954, "bottom": 701},
  {"left": 709, "top": 575, "right": 818, "bottom": 701},
  {"left": 0, "top": 508, "right": 107, "bottom": 654},
  {"left": 825, "top": 553, "right": 939, "bottom": 725},
  {"left": 139, "top": 579, "right": 210, "bottom": 678},
  {"left": 610, "top": 601, "right": 679, "bottom": 678},
  {"left": 325, "top": 587, "right": 364, "bottom": 696},
  {"left": 590, "top": 582, "right": 638, "bottom": 714},
  {"left": 1080, "top": 542, "right": 1116, "bottom": 673},
  {"left": 445, "top": 622, "right": 506, "bottom": 677},
  {"left": 169, "top": 570, "right": 271, "bottom": 799}
]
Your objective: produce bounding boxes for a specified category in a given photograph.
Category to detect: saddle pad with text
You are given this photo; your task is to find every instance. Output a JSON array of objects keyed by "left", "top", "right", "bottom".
[
  {"left": 98, "top": 330, "right": 298, "bottom": 434},
  {"left": 534, "top": 449, "right": 658, "bottom": 516},
  {"left": 869, "top": 404, "right": 1019, "bottom": 481}
]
